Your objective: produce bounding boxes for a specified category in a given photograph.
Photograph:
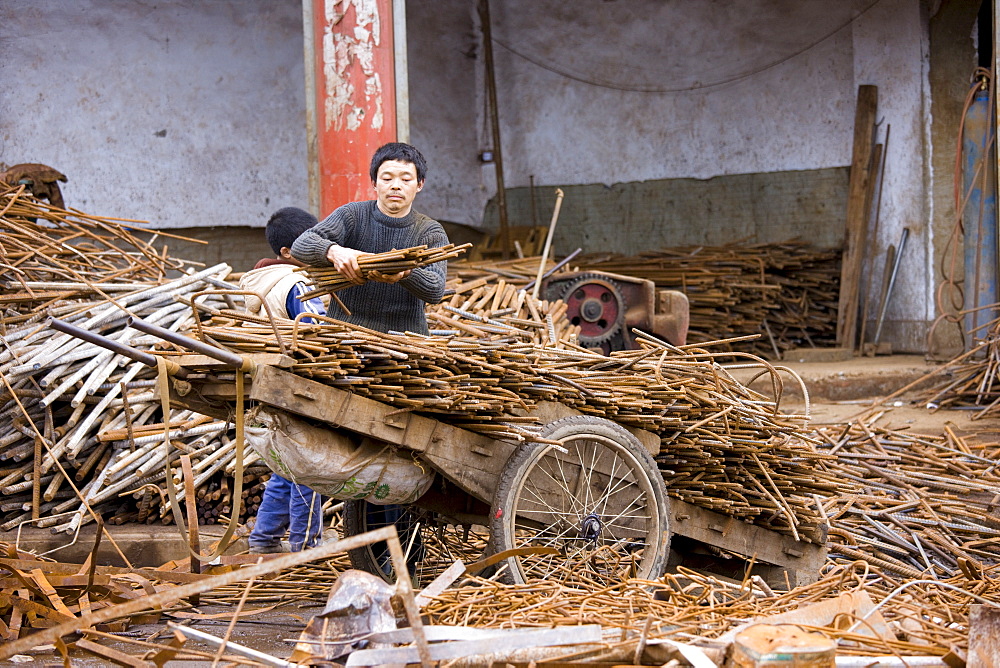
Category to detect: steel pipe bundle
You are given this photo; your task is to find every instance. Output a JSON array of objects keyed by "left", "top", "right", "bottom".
[{"left": 0, "top": 191, "right": 281, "bottom": 533}]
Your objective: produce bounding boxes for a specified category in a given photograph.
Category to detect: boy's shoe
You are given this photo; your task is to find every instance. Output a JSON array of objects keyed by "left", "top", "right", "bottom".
[{"left": 249, "top": 542, "right": 287, "bottom": 554}]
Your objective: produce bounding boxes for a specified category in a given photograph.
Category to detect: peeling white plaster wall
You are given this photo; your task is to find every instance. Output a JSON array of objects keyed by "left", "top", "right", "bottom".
[
  {"left": 852, "top": 0, "right": 931, "bottom": 350},
  {"left": 0, "top": 0, "right": 307, "bottom": 229},
  {"left": 406, "top": 0, "right": 484, "bottom": 228}
]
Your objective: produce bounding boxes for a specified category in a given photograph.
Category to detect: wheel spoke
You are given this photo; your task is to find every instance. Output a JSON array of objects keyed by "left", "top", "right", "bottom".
[
  {"left": 598, "top": 455, "right": 634, "bottom": 515},
  {"left": 551, "top": 447, "right": 586, "bottom": 516},
  {"left": 514, "top": 516, "right": 580, "bottom": 544},
  {"left": 600, "top": 499, "right": 654, "bottom": 543},
  {"left": 530, "top": 455, "right": 577, "bottom": 504},
  {"left": 521, "top": 473, "right": 579, "bottom": 523}
]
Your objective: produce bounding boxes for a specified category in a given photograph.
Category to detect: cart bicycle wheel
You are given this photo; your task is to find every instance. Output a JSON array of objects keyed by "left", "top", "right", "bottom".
[
  {"left": 342, "top": 500, "right": 488, "bottom": 585},
  {"left": 489, "top": 415, "right": 670, "bottom": 585}
]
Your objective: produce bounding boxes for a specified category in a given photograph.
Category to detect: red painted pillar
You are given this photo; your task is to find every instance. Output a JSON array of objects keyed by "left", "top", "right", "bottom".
[{"left": 310, "top": 0, "right": 398, "bottom": 215}]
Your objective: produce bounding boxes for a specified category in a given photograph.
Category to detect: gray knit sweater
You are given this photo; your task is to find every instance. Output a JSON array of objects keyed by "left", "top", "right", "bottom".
[{"left": 290, "top": 200, "right": 449, "bottom": 335}]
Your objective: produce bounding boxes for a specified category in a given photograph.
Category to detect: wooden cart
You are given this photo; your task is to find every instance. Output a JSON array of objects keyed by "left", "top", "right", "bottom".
[{"left": 166, "top": 352, "right": 827, "bottom": 588}]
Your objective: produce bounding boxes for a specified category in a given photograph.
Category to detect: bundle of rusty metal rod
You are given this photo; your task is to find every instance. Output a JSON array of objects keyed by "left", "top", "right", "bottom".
[
  {"left": 445, "top": 243, "right": 841, "bottom": 358},
  {"left": 186, "top": 296, "right": 831, "bottom": 539},
  {"left": 296, "top": 242, "right": 472, "bottom": 299}
]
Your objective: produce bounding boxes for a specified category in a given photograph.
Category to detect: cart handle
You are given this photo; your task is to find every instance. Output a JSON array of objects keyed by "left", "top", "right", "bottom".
[
  {"left": 126, "top": 316, "right": 254, "bottom": 371},
  {"left": 48, "top": 317, "right": 189, "bottom": 378}
]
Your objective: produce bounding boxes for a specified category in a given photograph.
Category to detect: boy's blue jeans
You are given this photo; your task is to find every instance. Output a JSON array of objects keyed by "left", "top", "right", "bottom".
[{"left": 249, "top": 474, "right": 324, "bottom": 551}]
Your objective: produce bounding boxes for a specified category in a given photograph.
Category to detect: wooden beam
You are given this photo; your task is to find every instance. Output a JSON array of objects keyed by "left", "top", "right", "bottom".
[
  {"left": 836, "top": 85, "right": 878, "bottom": 349},
  {"left": 670, "top": 498, "right": 827, "bottom": 586}
]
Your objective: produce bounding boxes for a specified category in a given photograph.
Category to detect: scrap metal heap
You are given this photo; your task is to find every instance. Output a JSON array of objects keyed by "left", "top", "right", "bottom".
[{"left": 211, "top": 271, "right": 832, "bottom": 543}]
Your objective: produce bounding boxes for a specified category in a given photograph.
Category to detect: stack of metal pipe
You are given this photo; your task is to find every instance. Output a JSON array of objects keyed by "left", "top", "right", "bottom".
[{"left": 0, "top": 189, "right": 270, "bottom": 533}]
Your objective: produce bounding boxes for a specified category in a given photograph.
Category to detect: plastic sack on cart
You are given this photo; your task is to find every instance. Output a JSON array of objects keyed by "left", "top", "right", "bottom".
[{"left": 244, "top": 406, "right": 435, "bottom": 505}]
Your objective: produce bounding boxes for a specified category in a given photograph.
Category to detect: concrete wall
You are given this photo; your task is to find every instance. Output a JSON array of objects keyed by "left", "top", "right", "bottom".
[
  {"left": 409, "top": 0, "right": 867, "bottom": 226},
  {"left": 0, "top": 0, "right": 308, "bottom": 230},
  {"left": 405, "top": 0, "right": 484, "bottom": 227},
  {"left": 491, "top": 168, "right": 849, "bottom": 256},
  {"left": 407, "top": 0, "right": 939, "bottom": 352}
]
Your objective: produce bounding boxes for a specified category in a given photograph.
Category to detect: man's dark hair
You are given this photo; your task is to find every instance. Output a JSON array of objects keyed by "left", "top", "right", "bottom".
[
  {"left": 265, "top": 207, "right": 318, "bottom": 255},
  {"left": 369, "top": 142, "right": 428, "bottom": 183}
]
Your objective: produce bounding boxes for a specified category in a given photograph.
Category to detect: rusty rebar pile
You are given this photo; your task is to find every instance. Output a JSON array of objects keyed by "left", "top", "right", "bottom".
[
  {"left": 428, "top": 276, "right": 581, "bottom": 345},
  {"left": 0, "top": 191, "right": 279, "bottom": 533},
  {"left": 902, "top": 316, "right": 1000, "bottom": 419},
  {"left": 815, "top": 415, "right": 1000, "bottom": 579},
  {"left": 418, "top": 561, "right": 998, "bottom": 660},
  {"left": 189, "top": 296, "right": 829, "bottom": 540},
  {"left": 0, "top": 184, "right": 188, "bottom": 327}
]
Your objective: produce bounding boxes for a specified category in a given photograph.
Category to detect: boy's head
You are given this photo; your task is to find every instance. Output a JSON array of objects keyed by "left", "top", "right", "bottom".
[{"left": 265, "top": 207, "right": 318, "bottom": 258}]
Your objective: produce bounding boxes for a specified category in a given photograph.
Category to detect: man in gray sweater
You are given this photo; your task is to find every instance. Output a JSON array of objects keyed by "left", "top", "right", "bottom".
[
  {"left": 290, "top": 142, "right": 449, "bottom": 334},
  {"left": 291, "top": 143, "right": 446, "bottom": 577}
]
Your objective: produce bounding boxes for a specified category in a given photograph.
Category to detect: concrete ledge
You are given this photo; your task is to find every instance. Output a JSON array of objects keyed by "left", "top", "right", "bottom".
[
  {"left": 783, "top": 347, "right": 855, "bottom": 363},
  {"left": 1, "top": 524, "right": 242, "bottom": 567},
  {"left": 729, "top": 354, "right": 939, "bottom": 403}
]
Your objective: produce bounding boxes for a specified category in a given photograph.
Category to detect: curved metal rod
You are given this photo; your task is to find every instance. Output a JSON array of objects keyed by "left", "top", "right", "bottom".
[{"left": 724, "top": 363, "right": 812, "bottom": 419}]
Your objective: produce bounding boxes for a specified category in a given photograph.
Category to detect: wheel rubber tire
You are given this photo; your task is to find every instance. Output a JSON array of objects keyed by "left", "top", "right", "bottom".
[
  {"left": 342, "top": 500, "right": 419, "bottom": 584},
  {"left": 342, "top": 500, "right": 487, "bottom": 586},
  {"left": 489, "top": 415, "right": 671, "bottom": 585}
]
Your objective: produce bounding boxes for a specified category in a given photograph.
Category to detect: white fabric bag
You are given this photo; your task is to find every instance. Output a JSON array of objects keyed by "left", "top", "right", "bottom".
[{"left": 245, "top": 407, "right": 435, "bottom": 505}]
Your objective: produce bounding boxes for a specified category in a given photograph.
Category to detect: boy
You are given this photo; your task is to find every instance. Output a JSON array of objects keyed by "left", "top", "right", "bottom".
[{"left": 240, "top": 207, "right": 326, "bottom": 553}]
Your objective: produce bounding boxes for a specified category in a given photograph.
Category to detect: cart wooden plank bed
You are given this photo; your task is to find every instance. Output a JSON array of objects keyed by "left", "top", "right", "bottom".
[{"left": 166, "top": 353, "right": 827, "bottom": 588}]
